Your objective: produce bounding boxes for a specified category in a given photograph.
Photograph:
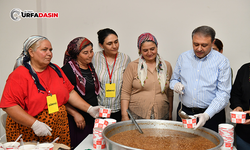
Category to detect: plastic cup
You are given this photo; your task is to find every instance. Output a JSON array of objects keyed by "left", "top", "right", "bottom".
[
  {"left": 94, "top": 119, "right": 108, "bottom": 130},
  {"left": 19, "top": 145, "right": 36, "bottom": 150},
  {"left": 222, "top": 141, "right": 234, "bottom": 149},
  {"left": 230, "top": 111, "right": 246, "bottom": 123},
  {"left": 93, "top": 129, "right": 103, "bottom": 140},
  {"left": 104, "top": 118, "right": 116, "bottom": 126},
  {"left": 99, "top": 108, "right": 111, "bottom": 118},
  {"left": 182, "top": 116, "right": 196, "bottom": 128},
  {"left": 93, "top": 137, "right": 106, "bottom": 149},
  {"left": 38, "top": 143, "right": 54, "bottom": 150},
  {"left": 220, "top": 146, "right": 233, "bottom": 150},
  {"left": 3, "top": 142, "right": 20, "bottom": 150}
]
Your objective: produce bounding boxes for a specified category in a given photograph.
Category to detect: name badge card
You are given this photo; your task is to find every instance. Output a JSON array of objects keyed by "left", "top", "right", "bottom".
[
  {"left": 46, "top": 94, "right": 59, "bottom": 114},
  {"left": 105, "top": 83, "right": 116, "bottom": 97}
]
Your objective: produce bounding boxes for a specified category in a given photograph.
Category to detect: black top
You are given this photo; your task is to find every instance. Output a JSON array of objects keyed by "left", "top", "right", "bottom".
[
  {"left": 230, "top": 62, "right": 250, "bottom": 143},
  {"left": 62, "top": 62, "right": 98, "bottom": 125}
]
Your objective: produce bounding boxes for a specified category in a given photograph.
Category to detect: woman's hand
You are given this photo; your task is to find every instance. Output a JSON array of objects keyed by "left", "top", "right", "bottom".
[
  {"left": 121, "top": 115, "right": 130, "bottom": 121},
  {"left": 233, "top": 107, "right": 243, "bottom": 112},
  {"left": 87, "top": 106, "right": 104, "bottom": 118},
  {"left": 74, "top": 113, "right": 86, "bottom": 130},
  {"left": 31, "top": 120, "right": 52, "bottom": 136}
]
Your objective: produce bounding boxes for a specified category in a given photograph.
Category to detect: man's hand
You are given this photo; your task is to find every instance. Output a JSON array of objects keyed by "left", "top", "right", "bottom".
[
  {"left": 174, "top": 82, "right": 184, "bottom": 94},
  {"left": 31, "top": 120, "right": 52, "bottom": 136},
  {"left": 194, "top": 113, "right": 210, "bottom": 130}
]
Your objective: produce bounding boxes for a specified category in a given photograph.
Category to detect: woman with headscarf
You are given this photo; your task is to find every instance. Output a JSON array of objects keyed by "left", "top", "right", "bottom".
[
  {"left": 121, "top": 33, "right": 173, "bottom": 121},
  {"left": 0, "top": 35, "right": 101, "bottom": 146},
  {"left": 61, "top": 37, "right": 100, "bottom": 149}
]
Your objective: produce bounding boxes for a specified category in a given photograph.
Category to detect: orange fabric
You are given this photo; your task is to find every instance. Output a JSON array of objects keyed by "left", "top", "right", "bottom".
[{"left": 6, "top": 105, "right": 71, "bottom": 147}]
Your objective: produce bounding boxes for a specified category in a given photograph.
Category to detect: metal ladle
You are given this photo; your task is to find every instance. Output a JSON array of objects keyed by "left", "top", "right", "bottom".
[
  {"left": 178, "top": 94, "right": 191, "bottom": 119},
  {"left": 126, "top": 109, "right": 143, "bottom": 134}
]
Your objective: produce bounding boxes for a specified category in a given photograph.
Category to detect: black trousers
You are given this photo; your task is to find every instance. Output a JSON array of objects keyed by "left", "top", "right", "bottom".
[
  {"left": 176, "top": 102, "right": 226, "bottom": 132},
  {"left": 110, "top": 110, "right": 122, "bottom": 122}
]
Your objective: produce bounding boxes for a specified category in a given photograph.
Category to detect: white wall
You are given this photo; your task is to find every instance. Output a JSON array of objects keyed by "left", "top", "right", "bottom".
[{"left": 1, "top": 0, "right": 250, "bottom": 142}]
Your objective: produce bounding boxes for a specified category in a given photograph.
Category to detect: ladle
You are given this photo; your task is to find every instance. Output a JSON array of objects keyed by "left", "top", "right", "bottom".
[
  {"left": 178, "top": 94, "right": 191, "bottom": 119},
  {"left": 126, "top": 109, "right": 143, "bottom": 134}
]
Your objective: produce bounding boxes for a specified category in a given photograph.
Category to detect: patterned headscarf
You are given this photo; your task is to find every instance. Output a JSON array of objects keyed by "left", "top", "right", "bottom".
[
  {"left": 63, "top": 37, "right": 91, "bottom": 65},
  {"left": 14, "top": 35, "right": 47, "bottom": 70},
  {"left": 137, "top": 33, "right": 158, "bottom": 53},
  {"left": 14, "top": 35, "right": 62, "bottom": 92},
  {"left": 63, "top": 37, "right": 100, "bottom": 96},
  {"left": 137, "top": 33, "right": 167, "bottom": 93}
]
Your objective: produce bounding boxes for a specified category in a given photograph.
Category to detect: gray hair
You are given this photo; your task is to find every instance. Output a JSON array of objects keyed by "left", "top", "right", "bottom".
[{"left": 192, "top": 26, "right": 216, "bottom": 42}]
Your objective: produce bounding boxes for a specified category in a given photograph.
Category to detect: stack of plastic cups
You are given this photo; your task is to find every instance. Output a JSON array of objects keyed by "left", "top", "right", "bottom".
[
  {"left": 219, "top": 123, "right": 234, "bottom": 150},
  {"left": 93, "top": 108, "right": 113, "bottom": 149}
]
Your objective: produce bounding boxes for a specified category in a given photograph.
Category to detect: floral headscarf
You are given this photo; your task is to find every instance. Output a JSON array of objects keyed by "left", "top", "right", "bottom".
[
  {"left": 137, "top": 33, "right": 168, "bottom": 93},
  {"left": 63, "top": 37, "right": 100, "bottom": 96}
]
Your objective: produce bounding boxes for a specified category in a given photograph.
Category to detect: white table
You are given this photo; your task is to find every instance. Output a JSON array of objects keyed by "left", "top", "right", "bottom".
[{"left": 75, "top": 134, "right": 107, "bottom": 150}]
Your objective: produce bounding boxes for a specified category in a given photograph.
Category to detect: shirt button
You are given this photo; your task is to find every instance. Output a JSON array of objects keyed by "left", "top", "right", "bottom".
[
  {"left": 196, "top": 79, "right": 198, "bottom": 81},
  {"left": 194, "top": 98, "right": 196, "bottom": 100},
  {"left": 197, "top": 70, "right": 199, "bottom": 72},
  {"left": 194, "top": 88, "right": 196, "bottom": 90}
]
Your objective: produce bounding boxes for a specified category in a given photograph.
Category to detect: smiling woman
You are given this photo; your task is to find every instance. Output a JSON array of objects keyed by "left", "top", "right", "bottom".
[{"left": 121, "top": 33, "right": 174, "bottom": 121}]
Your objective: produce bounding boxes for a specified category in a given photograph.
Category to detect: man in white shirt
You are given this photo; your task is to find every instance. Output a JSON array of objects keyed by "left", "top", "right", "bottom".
[{"left": 170, "top": 25, "right": 231, "bottom": 132}]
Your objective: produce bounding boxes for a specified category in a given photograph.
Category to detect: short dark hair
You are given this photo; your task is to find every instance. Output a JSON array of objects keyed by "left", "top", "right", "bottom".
[
  {"left": 97, "top": 28, "right": 118, "bottom": 44},
  {"left": 192, "top": 26, "right": 216, "bottom": 42},
  {"left": 214, "top": 38, "right": 223, "bottom": 52}
]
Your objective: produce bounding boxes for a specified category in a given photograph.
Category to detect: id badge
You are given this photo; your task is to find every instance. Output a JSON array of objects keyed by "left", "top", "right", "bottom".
[
  {"left": 105, "top": 83, "right": 116, "bottom": 97},
  {"left": 46, "top": 94, "right": 59, "bottom": 114}
]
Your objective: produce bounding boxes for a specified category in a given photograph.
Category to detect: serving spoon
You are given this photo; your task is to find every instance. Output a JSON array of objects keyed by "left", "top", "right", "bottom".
[
  {"left": 126, "top": 109, "right": 143, "bottom": 134},
  {"left": 178, "top": 94, "right": 191, "bottom": 119}
]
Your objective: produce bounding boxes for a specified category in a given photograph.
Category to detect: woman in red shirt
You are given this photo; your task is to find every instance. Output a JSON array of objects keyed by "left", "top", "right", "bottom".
[{"left": 0, "top": 35, "right": 101, "bottom": 147}]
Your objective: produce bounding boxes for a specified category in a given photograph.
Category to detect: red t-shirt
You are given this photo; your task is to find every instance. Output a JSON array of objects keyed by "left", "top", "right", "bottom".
[{"left": 0, "top": 65, "right": 74, "bottom": 117}]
